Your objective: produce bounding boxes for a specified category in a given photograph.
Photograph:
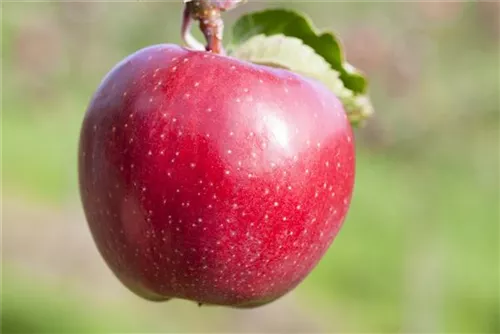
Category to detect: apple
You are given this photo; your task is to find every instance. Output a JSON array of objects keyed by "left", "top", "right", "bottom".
[{"left": 78, "top": 43, "right": 355, "bottom": 308}]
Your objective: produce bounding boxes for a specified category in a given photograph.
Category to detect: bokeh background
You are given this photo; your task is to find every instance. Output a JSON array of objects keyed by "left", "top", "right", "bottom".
[{"left": 2, "top": 1, "right": 499, "bottom": 333}]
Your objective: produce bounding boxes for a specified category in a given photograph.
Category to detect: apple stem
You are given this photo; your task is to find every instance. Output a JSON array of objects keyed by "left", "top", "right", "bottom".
[
  {"left": 181, "top": 0, "right": 246, "bottom": 55},
  {"left": 200, "top": 11, "right": 225, "bottom": 54}
]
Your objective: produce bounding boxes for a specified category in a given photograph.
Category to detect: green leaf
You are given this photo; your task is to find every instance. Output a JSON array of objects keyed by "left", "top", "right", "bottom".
[
  {"left": 231, "top": 34, "right": 373, "bottom": 126},
  {"left": 231, "top": 34, "right": 342, "bottom": 91},
  {"left": 228, "top": 8, "right": 368, "bottom": 95}
]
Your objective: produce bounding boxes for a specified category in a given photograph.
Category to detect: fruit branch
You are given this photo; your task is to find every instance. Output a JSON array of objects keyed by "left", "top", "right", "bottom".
[{"left": 182, "top": 0, "right": 245, "bottom": 54}]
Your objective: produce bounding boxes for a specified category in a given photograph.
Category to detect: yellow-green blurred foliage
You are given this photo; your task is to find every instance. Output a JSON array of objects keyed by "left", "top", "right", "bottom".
[{"left": 2, "top": 1, "right": 499, "bottom": 333}]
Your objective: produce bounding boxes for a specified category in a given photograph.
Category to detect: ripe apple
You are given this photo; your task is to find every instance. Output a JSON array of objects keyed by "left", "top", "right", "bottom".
[{"left": 78, "top": 44, "right": 355, "bottom": 307}]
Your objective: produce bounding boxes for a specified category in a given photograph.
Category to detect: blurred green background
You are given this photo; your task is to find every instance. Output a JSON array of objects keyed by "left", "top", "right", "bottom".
[{"left": 2, "top": 1, "right": 499, "bottom": 333}]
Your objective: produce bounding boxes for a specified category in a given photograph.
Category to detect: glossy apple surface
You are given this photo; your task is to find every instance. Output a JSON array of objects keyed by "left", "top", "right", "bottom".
[{"left": 78, "top": 44, "right": 355, "bottom": 307}]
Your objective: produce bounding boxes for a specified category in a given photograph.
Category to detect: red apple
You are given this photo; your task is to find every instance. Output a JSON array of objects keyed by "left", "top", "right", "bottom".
[{"left": 78, "top": 44, "right": 355, "bottom": 307}]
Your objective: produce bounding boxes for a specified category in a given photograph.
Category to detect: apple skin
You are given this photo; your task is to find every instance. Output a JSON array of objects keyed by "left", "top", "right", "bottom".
[{"left": 78, "top": 44, "right": 355, "bottom": 308}]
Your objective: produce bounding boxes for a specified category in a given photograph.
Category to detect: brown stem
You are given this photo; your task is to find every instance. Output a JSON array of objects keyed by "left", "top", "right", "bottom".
[
  {"left": 181, "top": 0, "right": 245, "bottom": 54},
  {"left": 198, "top": 7, "right": 224, "bottom": 54}
]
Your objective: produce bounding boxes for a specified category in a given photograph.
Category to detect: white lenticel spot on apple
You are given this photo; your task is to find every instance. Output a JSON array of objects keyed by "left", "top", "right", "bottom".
[
  {"left": 183, "top": 58, "right": 188, "bottom": 63},
  {"left": 274, "top": 202, "right": 279, "bottom": 207},
  {"left": 236, "top": 98, "right": 241, "bottom": 103},
  {"left": 225, "top": 170, "right": 230, "bottom": 175},
  {"left": 337, "top": 162, "right": 342, "bottom": 169},
  {"left": 227, "top": 150, "right": 232, "bottom": 154},
  {"left": 194, "top": 82, "right": 199, "bottom": 87}
]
